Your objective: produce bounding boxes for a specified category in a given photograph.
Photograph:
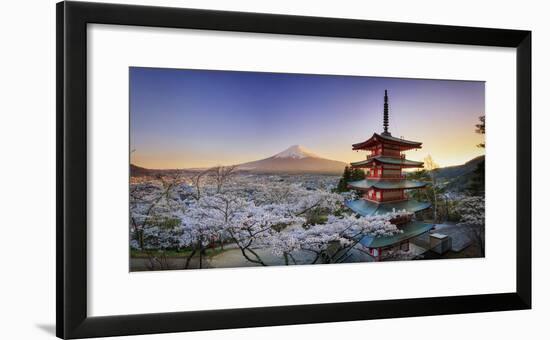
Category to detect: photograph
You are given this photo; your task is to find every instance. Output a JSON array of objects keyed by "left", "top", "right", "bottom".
[{"left": 129, "top": 67, "right": 486, "bottom": 271}]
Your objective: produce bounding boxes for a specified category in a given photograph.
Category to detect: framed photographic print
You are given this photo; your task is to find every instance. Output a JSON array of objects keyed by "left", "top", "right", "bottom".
[{"left": 57, "top": 1, "right": 531, "bottom": 338}]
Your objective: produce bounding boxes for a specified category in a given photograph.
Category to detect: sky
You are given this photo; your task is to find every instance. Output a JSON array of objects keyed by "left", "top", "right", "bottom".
[{"left": 130, "top": 67, "right": 485, "bottom": 169}]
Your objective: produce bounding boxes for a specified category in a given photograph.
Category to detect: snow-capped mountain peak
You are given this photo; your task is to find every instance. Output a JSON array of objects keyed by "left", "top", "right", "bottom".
[
  {"left": 272, "top": 145, "right": 320, "bottom": 159},
  {"left": 237, "top": 144, "right": 347, "bottom": 174}
]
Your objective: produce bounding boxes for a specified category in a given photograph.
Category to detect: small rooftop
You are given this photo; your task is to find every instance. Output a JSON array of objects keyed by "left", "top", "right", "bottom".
[{"left": 430, "top": 233, "right": 448, "bottom": 239}]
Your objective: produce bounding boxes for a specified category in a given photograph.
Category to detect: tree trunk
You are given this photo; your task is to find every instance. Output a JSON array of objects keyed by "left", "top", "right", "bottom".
[
  {"left": 431, "top": 187, "right": 438, "bottom": 222},
  {"left": 134, "top": 228, "right": 144, "bottom": 249},
  {"left": 199, "top": 245, "right": 203, "bottom": 269},
  {"left": 184, "top": 247, "right": 197, "bottom": 269}
]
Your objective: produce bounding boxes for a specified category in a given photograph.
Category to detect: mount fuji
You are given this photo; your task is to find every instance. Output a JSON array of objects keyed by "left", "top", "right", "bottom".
[{"left": 238, "top": 145, "right": 347, "bottom": 174}]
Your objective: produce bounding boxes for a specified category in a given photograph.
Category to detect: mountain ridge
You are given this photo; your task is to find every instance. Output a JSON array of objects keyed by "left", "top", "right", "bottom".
[
  {"left": 433, "top": 155, "right": 485, "bottom": 192},
  {"left": 435, "top": 155, "right": 484, "bottom": 179}
]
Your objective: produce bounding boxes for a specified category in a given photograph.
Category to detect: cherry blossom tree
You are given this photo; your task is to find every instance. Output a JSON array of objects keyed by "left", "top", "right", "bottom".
[
  {"left": 455, "top": 196, "right": 485, "bottom": 256},
  {"left": 266, "top": 212, "right": 408, "bottom": 265},
  {"left": 130, "top": 172, "right": 416, "bottom": 269},
  {"left": 129, "top": 172, "right": 190, "bottom": 269},
  {"left": 181, "top": 193, "right": 303, "bottom": 266},
  {"left": 210, "top": 165, "right": 238, "bottom": 193}
]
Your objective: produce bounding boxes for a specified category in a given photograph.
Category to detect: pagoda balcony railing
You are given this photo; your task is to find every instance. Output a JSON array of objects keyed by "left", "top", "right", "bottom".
[
  {"left": 367, "top": 153, "right": 406, "bottom": 160},
  {"left": 367, "top": 174, "right": 406, "bottom": 180}
]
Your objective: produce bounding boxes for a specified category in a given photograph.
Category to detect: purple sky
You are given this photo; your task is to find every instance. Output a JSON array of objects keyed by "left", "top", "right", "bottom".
[{"left": 130, "top": 67, "right": 485, "bottom": 168}]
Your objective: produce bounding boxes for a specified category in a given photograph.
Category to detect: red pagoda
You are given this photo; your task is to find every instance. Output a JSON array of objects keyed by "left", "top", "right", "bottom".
[{"left": 346, "top": 90, "right": 433, "bottom": 260}]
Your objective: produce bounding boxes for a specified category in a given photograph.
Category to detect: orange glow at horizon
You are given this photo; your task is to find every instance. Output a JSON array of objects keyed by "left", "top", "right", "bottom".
[{"left": 131, "top": 132, "right": 485, "bottom": 170}]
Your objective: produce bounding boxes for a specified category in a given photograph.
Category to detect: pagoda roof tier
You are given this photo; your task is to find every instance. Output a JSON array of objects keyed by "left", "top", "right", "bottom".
[
  {"left": 345, "top": 199, "right": 431, "bottom": 217},
  {"left": 352, "top": 133, "right": 422, "bottom": 151},
  {"left": 358, "top": 221, "right": 435, "bottom": 248},
  {"left": 347, "top": 179, "right": 428, "bottom": 191},
  {"left": 350, "top": 156, "right": 424, "bottom": 168}
]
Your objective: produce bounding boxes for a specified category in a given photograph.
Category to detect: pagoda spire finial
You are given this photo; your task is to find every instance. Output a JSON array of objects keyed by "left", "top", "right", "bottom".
[{"left": 383, "top": 89, "right": 390, "bottom": 135}]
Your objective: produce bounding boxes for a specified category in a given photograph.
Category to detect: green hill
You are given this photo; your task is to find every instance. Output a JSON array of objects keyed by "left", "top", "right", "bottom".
[{"left": 435, "top": 155, "right": 485, "bottom": 192}]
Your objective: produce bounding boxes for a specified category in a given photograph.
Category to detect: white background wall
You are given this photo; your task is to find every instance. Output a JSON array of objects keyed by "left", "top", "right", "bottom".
[{"left": 0, "top": 0, "right": 546, "bottom": 339}]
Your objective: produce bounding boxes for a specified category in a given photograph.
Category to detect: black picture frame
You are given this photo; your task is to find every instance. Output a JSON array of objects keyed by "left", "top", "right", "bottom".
[{"left": 56, "top": 1, "right": 531, "bottom": 338}]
